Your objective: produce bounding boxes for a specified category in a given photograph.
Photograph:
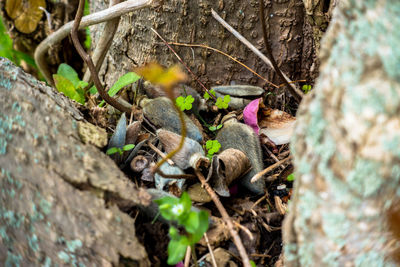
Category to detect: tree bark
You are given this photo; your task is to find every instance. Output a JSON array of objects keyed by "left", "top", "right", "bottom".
[
  {"left": 90, "top": 0, "right": 317, "bottom": 107},
  {"left": 284, "top": 0, "right": 400, "bottom": 266},
  {"left": 0, "top": 58, "right": 150, "bottom": 266}
]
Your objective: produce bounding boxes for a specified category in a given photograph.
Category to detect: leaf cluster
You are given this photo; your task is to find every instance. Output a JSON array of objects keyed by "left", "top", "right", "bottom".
[
  {"left": 154, "top": 192, "right": 209, "bottom": 265},
  {"left": 205, "top": 139, "right": 221, "bottom": 159},
  {"left": 302, "top": 84, "right": 312, "bottom": 94},
  {"left": 203, "top": 89, "right": 231, "bottom": 109},
  {"left": 106, "top": 144, "right": 135, "bottom": 156},
  {"left": 175, "top": 95, "right": 194, "bottom": 111}
]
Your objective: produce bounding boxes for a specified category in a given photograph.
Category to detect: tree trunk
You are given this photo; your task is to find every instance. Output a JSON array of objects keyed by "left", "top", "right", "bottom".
[
  {"left": 283, "top": 0, "right": 400, "bottom": 266},
  {"left": 0, "top": 58, "right": 150, "bottom": 266},
  {"left": 90, "top": 0, "right": 317, "bottom": 108}
]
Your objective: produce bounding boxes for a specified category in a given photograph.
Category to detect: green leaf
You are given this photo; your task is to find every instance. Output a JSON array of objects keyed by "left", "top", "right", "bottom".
[
  {"left": 182, "top": 211, "right": 199, "bottom": 234},
  {"left": 191, "top": 210, "right": 209, "bottom": 243},
  {"left": 176, "top": 95, "right": 194, "bottom": 111},
  {"left": 250, "top": 260, "right": 257, "bottom": 267},
  {"left": 99, "top": 72, "right": 141, "bottom": 106},
  {"left": 302, "top": 84, "right": 312, "bottom": 94},
  {"left": 77, "top": 80, "right": 89, "bottom": 90},
  {"left": 106, "top": 147, "right": 120, "bottom": 155},
  {"left": 208, "top": 126, "right": 216, "bottom": 131},
  {"left": 176, "top": 96, "right": 185, "bottom": 110},
  {"left": 154, "top": 196, "right": 180, "bottom": 221},
  {"left": 89, "top": 85, "right": 97, "bottom": 94},
  {"left": 123, "top": 144, "right": 135, "bottom": 151},
  {"left": 216, "top": 124, "right": 222, "bottom": 130},
  {"left": 203, "top": 89, "right": 215, "bottom": 100},
  {"left": 169, "top": 226, "right": 180, "bottom": 240},
  {"left": 179, "top": 192, "right": 192, "bottom": 216},
  {"left": 167, "top": 236, "right": 189, "bottom": 265},
  {"left": 57, "top": 63, "right": 81, "bottom": 88},
  {"left": 109, "top": 72, "right": 140, "bottom": 97},
  {"left": 206, "top": 140, "right": 213, "bottom": 150},
  {"left": 287, "top": 173, "right": 295, "bottom": 182},
  {"left": 53, "top": 74, "right": 85, "bottom": 104}
]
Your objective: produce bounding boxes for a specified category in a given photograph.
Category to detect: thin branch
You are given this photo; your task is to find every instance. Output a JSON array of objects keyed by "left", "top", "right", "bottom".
[
  {"left": 71, "top": 0, "right": 132, "bottom": 114},
  {"left": 35, "top": 0, "right": 152, "bottom": 85},
  {"left": 258, "top": 0, "right": 302, "bottom": 102},
  {"left": 204, "top": 233, "right": 217, "bottom": 267},
  {"left": 211, "top": 9, "right": 304, "bottom": 100},
  {"left": 147, "top": 141, "right": 175, "bottom": 165},
  {"left": 150, "top": 28, "right": 217, "bottom": 101},
  {"left": 169, "top": 42, "right": 279, "bottom": 88},
  {"left": 83, "top": 0, "right": 122, "bottom": 82},
  {"left": 194, "top": 170, "right": 252, "bottom": 267},
  {"left": 251, "top": 155, "right": 292, "bottom": 183}
]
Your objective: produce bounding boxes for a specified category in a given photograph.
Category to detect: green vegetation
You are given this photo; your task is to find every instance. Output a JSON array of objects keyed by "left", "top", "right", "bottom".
[
  {"left": 154, "top": 192, "right": 209, "bottom": 265},
  {"left": 302, "top": 84, "right": 312, "bottom": 94},
  {"left": 287, "top": 173, "right": 295, "bottom": 182},
  {"left": 53, "top": 63, "right": 140, "bottom": 106},
  {"left": 205, "top": 139, "right": 221, "bottom": 159},
  {"left": 106, "top": 144, "right": 135, "bottom": 156},
  {"left": 208, "top": 124, "right": 223, "bottom": 132},
  {"left": 203, "top": 89, "right": 231, "bottom": 109},
  {"left": 175, "top": 95, "right": 194, "bottom": 111}
]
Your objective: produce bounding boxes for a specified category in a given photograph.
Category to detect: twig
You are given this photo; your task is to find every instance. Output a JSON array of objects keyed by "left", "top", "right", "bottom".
[
  {"left": 150, "top": 28, "right": 217, "bottom": 101},
  {"left": 169, "top": 42, "right": 279, "bottom": 88},
  {"left": 34, "top": 0, "right": 152, "bottom": 85},
  {"left": 251, "top": 155, "right": 292, "bottom": 183},
  {"left": 71, "top": 0, "right": 133, "bottom": 114},
  {"left": 233, "top": 221, "right": 254, "bottom": 241},
  {"left": 184, "top": 246, "right": 191, "bottom": 267},
  {"left": 211, "top": 9, "right": 304, "bottom": 99},
  {"left": 258, "top": 0, "right": 302, "bottom": 102},
  {"left": 147, "top": 140, "right": 175, "bottom": 165},
  {"left": 203, "top": 233, "right": 217, "bottom": 267},
  {"left": 251, "top": 191, "right": 269, "bottom": 209},
  {"left": 83, "top": 0, "right": 122, "bottom": 82},
  {"left": 194, "top": 170, "right": 251, "bottom": 267}
]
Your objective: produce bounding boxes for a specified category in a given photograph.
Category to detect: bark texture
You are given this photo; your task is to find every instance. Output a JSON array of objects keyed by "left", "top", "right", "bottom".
[
  {"left": 284, "top": 0, "right": 400, "bottom": 266},
  {"left": 0, "top": 58, "right": 150, "bottom": 266},
  {"left": 90, "top": 0, "right": 316, "bottom": 107}
]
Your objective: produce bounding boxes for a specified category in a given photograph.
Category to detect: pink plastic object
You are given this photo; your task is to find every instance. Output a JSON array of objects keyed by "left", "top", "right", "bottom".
[
  {"left": 175, "top": 262, "right": 184, "bottom": 267},
  {"left": 243, "top": 98, "right": 261, "bottom": 135}
]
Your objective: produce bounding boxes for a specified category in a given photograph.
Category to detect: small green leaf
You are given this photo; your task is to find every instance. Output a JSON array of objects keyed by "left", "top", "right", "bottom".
[
  {"left": 208, "top": 126, "right": 216, "bottom": 131},
  {"left": 215, "top": 95, "right": 230, "bottom": 109},
  {"left": 176, "top": 96, "right": 185, "bottom": 110},
  {"left": 89, "top": 85, "right": 97, "bottom": 94},
  {"left": 77, "top": 80, "right": 89, "bottom": 90},
  {"left": 302, "top": 84, "right": 312, "bottom": 94},
  {"left": 53, "top": 74, "right": 85, "bottom": 104},
  {"left": 106, "top": 147, "right": 120, "bottom": 155},
  {"left": 206, "top": 140, "right": 214, "bottom": 150},
  {"left": 169, "top": 226, "right": 180, "bottom": 240},
  {"left": 250, "top": 260, "right": 257, "bottom": 267},
  {"left": 203, "top": 89, "right": 215, "bottom": 100},
  {"left": 57, "top": 63, "right": 81, "bottom": 88},
  {"left": 182, "top": 211, "right": 199, "bottom": 234},
  {"left": 179, "top": 192, "right": 192, "bottom": 216},
  {"left": 191, "top": 210, "right": 209, "bottom": 243},
  {"left": 99, "top": 72, "right": 141, "bottom": 106},
  {"left": 175, "top": 95, "right": 194, "bottom": 111},
  {"left": 167, "top": 236, "right": 189, "bottom": 265},
  {"left": 123, "top": 144, "right": 135, "bottom": 151},
  {"left": 216, "top": 124, "right": 222, "bottom": 130},
  {"left": 287, "top": 173, "right": 295, "bottom": 182}
]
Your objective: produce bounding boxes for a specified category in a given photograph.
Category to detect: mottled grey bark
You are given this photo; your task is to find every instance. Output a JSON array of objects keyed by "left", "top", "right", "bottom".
[
  {"left": 284, "top": 0, "right": 400, "bottom": 266},
  {"left": 90, "top": 0, "right": 315, "bottom": 107},
  {"left": 0, "top": 58, "right": 150, "bottom": 266}
]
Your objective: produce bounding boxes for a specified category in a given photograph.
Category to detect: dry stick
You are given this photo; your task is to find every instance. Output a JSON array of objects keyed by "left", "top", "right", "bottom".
[
  {"left": 150, "top": 28, "right": 217, "bottom": 101},
  {"left": 211, "top": 9, "right": 304, "bottom": 100},
  {"left": 71, "top": 0, "right": 132, "bottom": 114},
  {"left": 35, "top": 0, "right": 152, "bottom": 85},
  {"left": 203, "top": 233, "right": 217, "bottom": 267},
  {"left": 194, "top": 170, "right": 252, "bottom": 267},
  {"left": 258, "top": 0, "right": 302, "bottom": 102},
  {"left": 184, "top": 246, "right": 191, "bottom": 267},
  {"left": 169, "top": 42, "right": 279, "bottom": 88},
  {"left": 147, "top": 141, "right": 175, "bottom": 165},
  {"left": 83, "top": 0, "right": 122, "bottom": 82},
  {"left": 251, "top": 155, "right": 292, "bottom": 183},
  {"left": 233, "top": 221, "right": 254, "bottom": 241}
]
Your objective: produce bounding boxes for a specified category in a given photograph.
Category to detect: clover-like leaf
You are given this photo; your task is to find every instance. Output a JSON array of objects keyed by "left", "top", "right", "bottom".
[
  {"left": 176, "top": 95, "right": 194, "bottom": 111},
  {"left": 215, "top": 95, "right": 230, "bottom": 109},
  {"left": 203, "top": 89, "right": 216, "bottom": 100}
]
